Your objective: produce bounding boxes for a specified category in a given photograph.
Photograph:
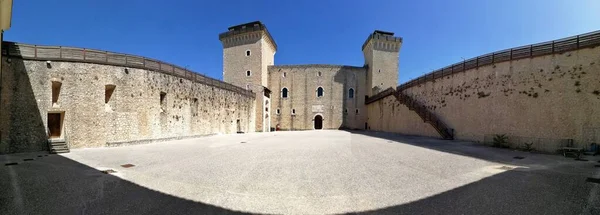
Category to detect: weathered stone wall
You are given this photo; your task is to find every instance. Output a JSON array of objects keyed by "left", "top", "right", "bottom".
[
  {"left": 366, "top": 96, "right": 439, "bottom": 137},
  {"left": 367, "top": 45, "right": 600, "bottom": 151},
  {"left": 0, "top": 58, "right": 255, "bottom": 154},
  {"left": 268, "top": 65, "right": 367, "bottom": 130}
]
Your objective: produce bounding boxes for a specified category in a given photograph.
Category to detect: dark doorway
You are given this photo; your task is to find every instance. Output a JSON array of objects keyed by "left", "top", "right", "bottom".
[
  {"left": 314, "top": 115, "right": 323, "bottom": 130},
  {"left": 48, "top": 112, "right": 64, "bottom": 138}
]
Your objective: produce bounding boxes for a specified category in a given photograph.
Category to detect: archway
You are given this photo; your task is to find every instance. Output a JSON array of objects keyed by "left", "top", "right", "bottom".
[{"left": 314, "top": 115, "right": 323, "bottom": 130}]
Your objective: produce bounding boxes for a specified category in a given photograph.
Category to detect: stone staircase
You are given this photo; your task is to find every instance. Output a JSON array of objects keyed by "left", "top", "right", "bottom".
[
  {"left": 48, "top": 138, "right": 70, "bottom": 154},
  {"left": 393, "top": 91, "right": 454, "bottom": 140}
]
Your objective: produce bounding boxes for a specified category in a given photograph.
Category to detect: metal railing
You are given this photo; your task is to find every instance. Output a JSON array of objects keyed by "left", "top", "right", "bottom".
[
  {"left": 397, "top": 30, "right": 600, "bottom": 92},
  {"left": 1, "top": 41, "right": 255, "bottom": 98}
]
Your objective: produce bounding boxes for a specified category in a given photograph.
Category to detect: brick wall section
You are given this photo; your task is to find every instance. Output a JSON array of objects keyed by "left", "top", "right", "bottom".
[
  {"left": 268, "top": 65, "right": 367, "bottom": 130},
  {"left": 0, "top": 58, "right": 255, "bottom": 153}
]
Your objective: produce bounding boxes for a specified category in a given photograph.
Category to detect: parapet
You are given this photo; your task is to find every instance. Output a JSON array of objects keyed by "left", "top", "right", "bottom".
[
  {"left": 218, "top": 21, "right": 277, "bottom": 51},
  {"left": 362, "top": 30, "right": 403, "bottom": 52}
]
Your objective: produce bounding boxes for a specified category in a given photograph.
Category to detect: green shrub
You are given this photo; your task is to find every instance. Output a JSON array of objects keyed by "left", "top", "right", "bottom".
[{"left": 493, "top": 134, "right": 509, "bottom": 148}]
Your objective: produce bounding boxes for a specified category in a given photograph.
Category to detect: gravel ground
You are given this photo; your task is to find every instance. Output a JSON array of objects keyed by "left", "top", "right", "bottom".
[{"left": 1, "top": 130, "right": 598, "bottom": 214}]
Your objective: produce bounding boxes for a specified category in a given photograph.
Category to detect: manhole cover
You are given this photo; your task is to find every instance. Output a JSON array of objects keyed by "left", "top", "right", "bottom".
[
  {"left": 513, "top": 156, "right": 525, "bottom": 159},
  {"left": 586, "top": 178, "right": 600, "bottom": 184},
  {"left": 101, "top": 169, "right": 117, "bottom": 174},
  {"left": 5, "top": 162, "right": 18, "bottom": 166},
  {"left": 23, "top": 158, "right": 34, "bottom": 161},
  {"left": 121, "top": 164, "right": 135, "bottom": 168}
]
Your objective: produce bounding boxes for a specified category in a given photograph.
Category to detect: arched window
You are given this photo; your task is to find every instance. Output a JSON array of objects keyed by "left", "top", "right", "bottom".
[
  {"left": 292, "top": 109, "right": 296, "bottom": 115},
  {"left": 282, "top": 88, "right": 289, "bottom": 98},
  {"left": 276, "top": 109, "right": 280, "bottom": 115},
  {"left": 246, "top": 50, "right": 251, "bottom": 56},
  {"left": 316, "top": 87, "right": 324, "bottom": 97},
  {"left": 317, "top": 71, "right": 322, "bottom": 77},
  {"left": 246, "top": 70, "right": 251, "bottom": 76},
  {"left": 348, "top": 88, "right": 354, "bottom": 99}
]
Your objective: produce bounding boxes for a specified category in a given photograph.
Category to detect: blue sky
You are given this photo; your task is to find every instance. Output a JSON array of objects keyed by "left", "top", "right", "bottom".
[{"left": 5, "top": 0, "right": 600, "bottom": 84}]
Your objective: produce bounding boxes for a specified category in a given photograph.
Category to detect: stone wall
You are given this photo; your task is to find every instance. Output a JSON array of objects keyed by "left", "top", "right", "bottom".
[
  {"left": 268, "top": 65, "right": 367, "bottom": 130},
  {"left": 367, "top": 45, "right": 600, "bottom": 151},
  {"left": 0, "top": 58, "right": 255, "bottom": 154}
]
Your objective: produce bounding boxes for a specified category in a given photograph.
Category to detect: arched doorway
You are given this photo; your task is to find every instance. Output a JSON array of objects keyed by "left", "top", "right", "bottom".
[{"left": 314, "top": 115, "right": 323, "bottom": 130}]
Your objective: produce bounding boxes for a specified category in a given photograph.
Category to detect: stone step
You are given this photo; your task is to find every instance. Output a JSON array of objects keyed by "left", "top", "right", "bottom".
[{"left": 50, "top": 149, "right": 70, "bottom": 154}]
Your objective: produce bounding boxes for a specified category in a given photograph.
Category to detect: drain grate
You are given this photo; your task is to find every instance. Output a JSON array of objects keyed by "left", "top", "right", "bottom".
[
  {"left": 513, "top": 156, "right": 525, "bottom": 159},
  {"left": 5, "top": 162, "right": 18, "bottom": 166},
  {"left": 23, "top": 158, "right": 34, "bottom": 161},
  {"left": 586, "top": 178, "right": 600, "bottom": 184},
  {"left": 101, "top": 169, "right": 117, "bottom": 174},
  {"left": 121, "top": 164, "right": 135, "bottom": 168}
]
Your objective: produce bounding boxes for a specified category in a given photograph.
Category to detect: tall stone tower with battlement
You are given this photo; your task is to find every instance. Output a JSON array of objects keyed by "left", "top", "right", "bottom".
[
  {"left": 362, "top": 30, "right": 402, "bottom": 96},
  {"left": 219, "top": 21, "right": 277, "bottom": 132}
]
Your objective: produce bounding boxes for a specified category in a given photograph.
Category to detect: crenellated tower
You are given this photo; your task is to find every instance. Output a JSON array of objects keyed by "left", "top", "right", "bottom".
[
  {"left": 219, "top": 21, "right": 277, "bottom": 132},
  {"left": 362, "top": 30, "right": 402, "bottom": 96}
]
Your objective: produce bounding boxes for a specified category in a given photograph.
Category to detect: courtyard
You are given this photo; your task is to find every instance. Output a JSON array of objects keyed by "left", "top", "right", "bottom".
[{"left": 1, "top": 130, "right": 599, "bottom": 214}]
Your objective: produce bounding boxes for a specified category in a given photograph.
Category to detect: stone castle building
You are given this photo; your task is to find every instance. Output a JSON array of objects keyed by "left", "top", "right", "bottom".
[
  {"left": 1, "top": 14, "right": 598, "bottom": 154},
  {"left": 219, "top": 21, "right": 402, "bottom": 132}
]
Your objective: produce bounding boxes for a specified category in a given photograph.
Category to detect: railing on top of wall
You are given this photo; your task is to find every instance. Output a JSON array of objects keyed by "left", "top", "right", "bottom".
[
  {"left": 0, "top": 41, "right": 255, "bottom": 98},
  {"left": 396, "top": 30, "right": 600, "bottom": 92}
]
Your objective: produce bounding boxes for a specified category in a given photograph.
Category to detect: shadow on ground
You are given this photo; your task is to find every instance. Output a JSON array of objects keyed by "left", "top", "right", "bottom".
[
  {"left": 345, "top": 130, "right": 599, "bottom": 215},
  {"left": 0, "top": 153, "right": 251, "bottom": 215},
  {"left": 0, "top": 131, "right": 598, "bottom": 215}
]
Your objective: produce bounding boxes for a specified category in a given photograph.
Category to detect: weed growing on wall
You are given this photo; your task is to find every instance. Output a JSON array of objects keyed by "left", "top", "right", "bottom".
[{"left": 493, "top": 134, "right": 509, "bottom": 148}]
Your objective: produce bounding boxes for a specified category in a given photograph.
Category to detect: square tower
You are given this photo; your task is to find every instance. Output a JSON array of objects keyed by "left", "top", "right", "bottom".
[
  {"left": 219, "top": 21, "right": 277, "bottom": 132},
  {"left": 362, "top": 30, "right": 402, "bottom": 96}
]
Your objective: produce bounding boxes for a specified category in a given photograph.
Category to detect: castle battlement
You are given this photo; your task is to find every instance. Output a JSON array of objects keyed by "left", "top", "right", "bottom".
[
  {"left": 219, "top": 21, "right": 277, "bottom": 51},
  {"left": 362, "top": 30, "right": 403, "bottom": 52}
]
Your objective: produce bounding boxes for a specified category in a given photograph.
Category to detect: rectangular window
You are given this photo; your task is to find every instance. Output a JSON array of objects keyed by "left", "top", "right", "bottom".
[
  {"left": 160, "top": 92, "right": 167, "bottom": 112},
  {"left": 51, "top": 81, "right": 62, "bottom": 106},
  {"left": 191, "top": 98, "right": 199, "bottom": 116},
  {"left": 105, "top": 85, "right": 116, "bottom": 104}
]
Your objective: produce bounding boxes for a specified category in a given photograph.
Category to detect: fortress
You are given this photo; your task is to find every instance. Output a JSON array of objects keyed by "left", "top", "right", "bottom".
[
  {"left": 220, "top": 21, "right": 401, "bottom": 132},
  {"left": 0, "top": 20, "right": 599, "bottom": 154}
]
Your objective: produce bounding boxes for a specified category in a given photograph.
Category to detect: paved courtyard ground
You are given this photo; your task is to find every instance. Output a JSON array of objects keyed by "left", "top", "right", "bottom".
[{"left": 1, "top": 130, "right": 599, "bottom": 214}]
